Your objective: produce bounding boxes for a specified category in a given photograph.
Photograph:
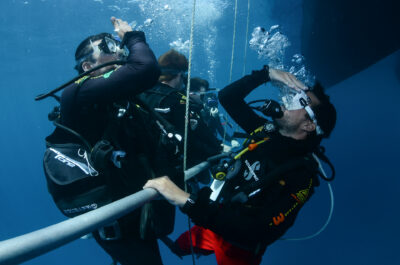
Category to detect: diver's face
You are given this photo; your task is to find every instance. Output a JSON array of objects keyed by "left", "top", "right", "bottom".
[{"left": 275, "top": 91, "right": 319, "bottom": 135}]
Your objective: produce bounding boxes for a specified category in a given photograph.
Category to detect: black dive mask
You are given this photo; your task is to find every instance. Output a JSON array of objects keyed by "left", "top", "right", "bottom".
[
  {"left": 98, "top": 34, "right": 122, "bottom": 54},
  {"left": 248, "top": 99, "right": 283, "bottom": 119}
]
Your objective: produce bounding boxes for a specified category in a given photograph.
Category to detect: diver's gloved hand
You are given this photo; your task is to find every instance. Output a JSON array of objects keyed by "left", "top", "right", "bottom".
[
  {"left": 269, "top": 68, "right": 308, "bottom": 91},
  {"left": 251, "top": 65, "right": 270, "bottom": 83}
]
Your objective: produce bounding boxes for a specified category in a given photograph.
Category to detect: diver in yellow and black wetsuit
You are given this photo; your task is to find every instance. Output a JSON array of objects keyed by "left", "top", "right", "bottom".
[{"left": 144, "top": 66, "right": 337, "bottom": 265}]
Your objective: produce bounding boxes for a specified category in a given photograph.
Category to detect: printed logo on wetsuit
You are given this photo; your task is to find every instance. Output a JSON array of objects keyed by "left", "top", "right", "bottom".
[
  {"left": 243, "top": 160, "right": 260, "bottom": 181},
  {"left": 291, "top": 189, "right": 310, "bottom": 204}
]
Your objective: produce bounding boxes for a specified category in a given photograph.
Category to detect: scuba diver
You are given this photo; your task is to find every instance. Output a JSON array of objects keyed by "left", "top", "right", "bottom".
[
  {"left": 139, "top": 50, "right": 222, "bottom": 186},
  {"left": 144, "top": 66, "right": 337, "bottom": 265},
  {"left": 188, "top": 77, "right": 237, "bottom": 148},
  {"left": 40, "top": 17, "right": 177, "bottom": 265}
]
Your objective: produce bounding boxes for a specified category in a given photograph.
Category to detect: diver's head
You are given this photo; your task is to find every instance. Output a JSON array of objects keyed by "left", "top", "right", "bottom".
[
  {"left": 274, "top": 83, "right": 336, "bottom": 141},
  {"left": 74, "top": 33, "right": 127, "bottom": 75},
  {"left": 190, "top": 77, "right": 210, "bottom": 93},
  {"left": 189, "top": 77, "right": 210, "bottom": 103},
  {"left": 158, "top": 49, "right": 188, "bottom": 90}
]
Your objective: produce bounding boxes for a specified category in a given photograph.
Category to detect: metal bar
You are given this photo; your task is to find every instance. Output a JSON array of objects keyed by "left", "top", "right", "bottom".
[
  {"left": 184, "top": 161, "right": 210, "bottom": 182},
  {"left": 0, "top": 189, "right": 158, "bottom": 265},
  {"left": 184, "top": 153, "right": 232, "bottom": 182}
]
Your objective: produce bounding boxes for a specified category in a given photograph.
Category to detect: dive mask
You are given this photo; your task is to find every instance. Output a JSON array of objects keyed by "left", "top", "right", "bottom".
[
  {"left": 76, "top": 34, "right": 128, "bottom": 66},
  {"left": 99, "top": 35, "right": 121, "bottom": 54},
  {"left": 281, "top": 90, "right": 324, "bottom": 135},
  {"left": 206, "top": 95, "right": 219, "bottom": 108}
]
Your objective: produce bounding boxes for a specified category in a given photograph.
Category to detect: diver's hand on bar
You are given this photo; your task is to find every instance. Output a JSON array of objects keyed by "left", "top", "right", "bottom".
[
  {"left": 269, "top": 68, "right": 308, "bottom": 91},
  {"left": 143, "top": 176, "right": 190, "bottom": 207},
  {"left": 111, "top": 17, "right": 133, "bottom": 40}
]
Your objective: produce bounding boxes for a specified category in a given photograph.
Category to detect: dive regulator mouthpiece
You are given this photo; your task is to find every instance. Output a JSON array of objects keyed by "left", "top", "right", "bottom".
[{"left": 257, "top": 99, "right": 283, "bottom": 119}]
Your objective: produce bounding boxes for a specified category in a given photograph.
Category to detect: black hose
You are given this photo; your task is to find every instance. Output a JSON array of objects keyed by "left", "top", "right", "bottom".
[
  {"left": 35, "top": 60, "right": 126, "bottom": 101},
  {"left": 206, "top": 152, "right": 232, "bottom": 163},
  {"left": 53, "top": 121, "right": 92, "bottom": 152},
  {"left": 247, "top": 99, "right": 267, "bottom": 105}
]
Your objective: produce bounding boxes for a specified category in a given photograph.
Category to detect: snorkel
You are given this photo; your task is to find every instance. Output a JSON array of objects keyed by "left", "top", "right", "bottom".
[
  {"left": 35, "top": 59, "right": 126, "bottom": 101},
  {"left": 36, "top": 33, "right": 128, "bottom": 101}
]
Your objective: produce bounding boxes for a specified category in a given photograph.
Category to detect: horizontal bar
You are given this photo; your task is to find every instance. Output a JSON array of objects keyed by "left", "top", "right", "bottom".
[
  {"left": 0, "top": 189, "right": 158, "bottom": 265},
  {"left": 184, "top": 152, "right": 231, "bottom": 182}
]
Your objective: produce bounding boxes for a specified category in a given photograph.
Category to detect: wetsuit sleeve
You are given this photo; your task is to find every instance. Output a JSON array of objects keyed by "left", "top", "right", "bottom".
[
  {"left": 75, "top": 31, "right": 160, "bottom": 105},
  {"left": 182, "top": 171, "right": 315, "bottom": 247},
  {"left": 218, "top": 68, "right": 270, "bottom": 134}
]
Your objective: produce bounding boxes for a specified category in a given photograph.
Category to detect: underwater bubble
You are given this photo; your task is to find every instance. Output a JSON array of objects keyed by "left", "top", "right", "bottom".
[
  {"left": 269, "top": 25, "right": 279, "bottom": 31},
  {"left": 249, "top": 25, "right": 290, "bottom": 69},
  {"left": 129, "top": 21, "right": 137, "bottom": 29},
  {"left": 291, "top": 54, "right": 304, "bottom": 64},
  {"left": 288, "top": 55, "right": 315, "bottom": 86},
  {"left": 169, "top": 38, "right": 190, "bottom": 54},
  {"left": 144, "top": 18, "right": 153, "bottom": 27},
  {"left": 125, "top": 0, "right": 228, "bottom": 83},
  {"left": 108, "top": 5, "right": 121, "bottom": 12},
  {"left": 250, "top": 25, "right": 315, "bottom": 86}
]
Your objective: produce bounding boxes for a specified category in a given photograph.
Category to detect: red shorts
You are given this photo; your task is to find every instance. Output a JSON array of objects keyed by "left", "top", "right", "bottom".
[{"left": 176, "top": 225, "right": 262, "bottom": 265}]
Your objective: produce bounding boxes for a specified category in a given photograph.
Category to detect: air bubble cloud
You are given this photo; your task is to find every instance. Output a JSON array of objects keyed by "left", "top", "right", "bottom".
[{"left": 250, "top": 25, "right": 314, "bottom": 86}]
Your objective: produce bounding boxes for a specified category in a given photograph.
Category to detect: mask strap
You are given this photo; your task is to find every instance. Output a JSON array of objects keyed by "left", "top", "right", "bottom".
[
  {"left": 304, "top": 105, "right": 323, "bottom": 135},
  {"left": 75, "top": 40, "right": 101, "bottom": 67}
]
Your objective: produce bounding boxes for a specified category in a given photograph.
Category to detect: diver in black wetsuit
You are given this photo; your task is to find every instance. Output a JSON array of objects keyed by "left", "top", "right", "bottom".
[
  {"left": 188, "top": 77, "right": 238, "bottom": 149},
  {"left": 48, "top": 17, "right": 168, "bottom": 265},
  {"left": 144, "top": 66, "right": 337, "bottom": 265},
  {"left": 140, "top": 50, "right": 222, "bottom": 185}
]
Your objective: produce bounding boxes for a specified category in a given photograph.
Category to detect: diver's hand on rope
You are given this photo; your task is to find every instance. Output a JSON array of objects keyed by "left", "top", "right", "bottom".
[
  {"left": 111, "top": 17, "right": 133, "bottom": 40},
  {"left": 269, "top": 68, "right": 308, "bottom": 91},
  {"left": 144, "top": 176, "right": 190, "bottom": 207}
]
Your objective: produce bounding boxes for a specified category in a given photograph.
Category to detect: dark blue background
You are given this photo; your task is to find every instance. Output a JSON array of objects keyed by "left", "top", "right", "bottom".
[{"left": 0, "top": 0, "right": 399, "bottom": 264}]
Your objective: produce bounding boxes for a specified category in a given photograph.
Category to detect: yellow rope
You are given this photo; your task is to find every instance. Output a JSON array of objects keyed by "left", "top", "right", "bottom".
[
  {"left": 223, "top": 0, "right": 239, "bottom": 145},
  {"left": 242, "top": 0, "right": 251, "bottom": 76},
  {"left": 183, "top": 3, "right": 197, "bottom": 264},
  {"left": 183, "top": 0, "right": 197, "bottom": 174},
  {"left": 228, "top": 0, "right": 238, "bottom": 83}
]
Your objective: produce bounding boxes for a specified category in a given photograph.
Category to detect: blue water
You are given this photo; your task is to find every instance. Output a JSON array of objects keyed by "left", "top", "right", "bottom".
[{"left": 0, "top": 0, "right": 399, "bottom": 264}]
